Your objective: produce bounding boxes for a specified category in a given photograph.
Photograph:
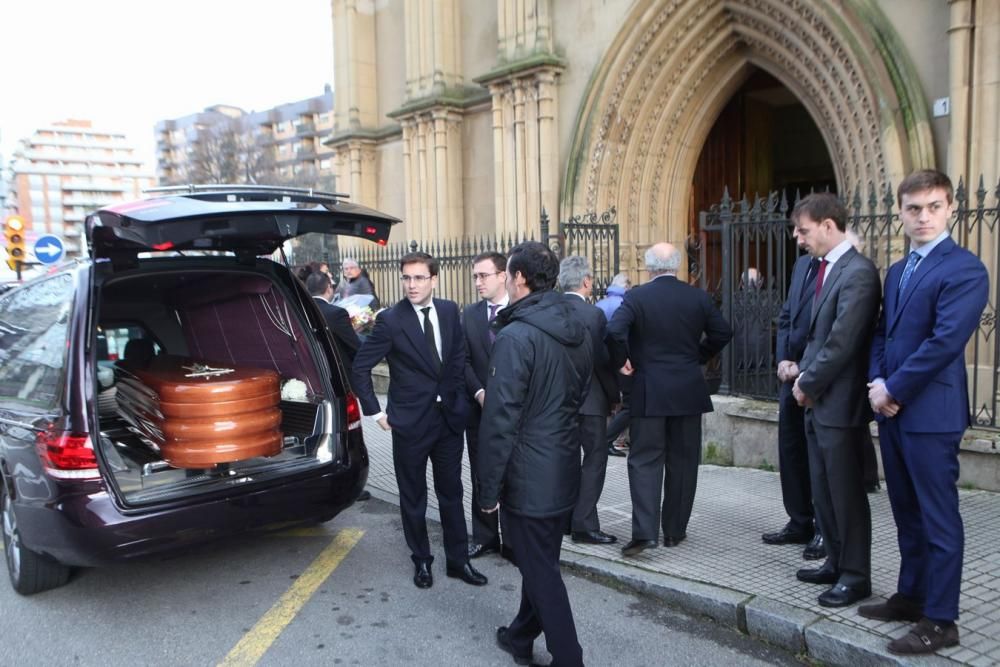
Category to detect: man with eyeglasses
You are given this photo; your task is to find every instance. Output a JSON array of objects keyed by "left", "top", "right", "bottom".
[
  {"left": 462, "top": 252, "right": 510, "bottom": 560},
  {"left": 352, "top": 251, "right": 488, "bottom": 590}
]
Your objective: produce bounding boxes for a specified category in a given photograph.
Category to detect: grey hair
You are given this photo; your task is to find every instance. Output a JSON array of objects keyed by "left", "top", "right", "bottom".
[
  {"left": 610, "top": 272, "right": 630, "bottom": 289},
  {"left": 644, "top": 245, "right": 681, "bottom": 274},
  {"left": 342, "top": 258, "right": 359, "bottom": 268},
  {"left": 557, "top": 255, "right": 592, "bottom": 291}
]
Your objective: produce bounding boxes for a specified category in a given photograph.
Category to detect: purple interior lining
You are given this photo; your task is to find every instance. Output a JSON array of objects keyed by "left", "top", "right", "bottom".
[{"left": 177, "top": 276, "right": 323, "bottom": 395}]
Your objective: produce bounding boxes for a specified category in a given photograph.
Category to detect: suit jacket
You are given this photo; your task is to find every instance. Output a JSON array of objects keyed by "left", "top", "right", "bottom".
[
  {"left": 351, "top": 297, "right": 470, "bottom": 441},
  {"left": 869, "top": 237, "right": 988, "bottom": 433},
  {"left": 564, "top": 293, "right": 619, "bottom": 416},
  {"left": 313, "top": 297, "right": 360, "bottom": 372},
  {"left": 776, "top": 255, "right": 817, "bottom": 398},
  {"left": 462, "top": 299, "right": 493, "bottom": 403},
  {"left": 606, "top": 275, "right": 732, "bottom": 417},
  {"left": 797, "top": 247, "right": 881, "bottom": 428}
]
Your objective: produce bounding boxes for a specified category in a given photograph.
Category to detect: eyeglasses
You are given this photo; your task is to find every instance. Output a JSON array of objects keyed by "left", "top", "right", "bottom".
[
  {"left": 400, "top": 275, "right": 432, "bottom": 284},
  {"left": 473, "top": 272, "right": 502, "bottom": 282}
]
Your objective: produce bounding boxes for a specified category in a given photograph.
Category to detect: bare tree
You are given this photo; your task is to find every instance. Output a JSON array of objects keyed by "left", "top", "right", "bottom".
[{"left": 184, "top": 117, "right": 277, "bottom": 185}]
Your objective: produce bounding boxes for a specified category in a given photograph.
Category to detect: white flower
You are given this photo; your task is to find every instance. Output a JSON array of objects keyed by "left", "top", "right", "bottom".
[{"left": 281, "top": 378, "right": 309, "bottom": 402}]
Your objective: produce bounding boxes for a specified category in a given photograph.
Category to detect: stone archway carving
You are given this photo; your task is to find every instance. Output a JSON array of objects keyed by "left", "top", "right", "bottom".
[{"left": 563, "top": 0, "right": 934, "bottom": 261}]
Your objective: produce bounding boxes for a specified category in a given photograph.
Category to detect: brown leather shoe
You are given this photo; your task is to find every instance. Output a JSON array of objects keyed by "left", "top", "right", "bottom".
[
  {"left": 887, "top": 618, "right": 959, "bottom": 655},
  {"left": 858, "top": 593, "right": 923, "bottom": 622}
]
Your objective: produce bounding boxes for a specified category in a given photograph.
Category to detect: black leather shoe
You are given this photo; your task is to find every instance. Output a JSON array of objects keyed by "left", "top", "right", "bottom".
[
  {"left": 802, "top": 533, "right": 825, "bottom": 560},
  {"left": 818, "top": 582, "right": 871, "bottom": 607},
  {"left": 621, "top": 538, "right": 657, "bottom": 557},
  {"left": 796, "top": 563, "right": 839, "bottom": 585},
  {"left": 607, "top": 444, "right": 627, "bottom": 457},
  {"left": 572, "top": 530, "right": 618, "bottom": 545},
  {"left": 762, "top": 526, "right": 813, "bottom": 545},
  {"left": 468, "top": 542, "right": 500, "bottom": 559},
  {"left": 858, "top": 593, "right": 924, "bottom": 622},
  {"left": 496, "top": 626, "right": 536, "bottom": 666},
  {"left": 663, "top": 534, "right": 686, "bottom": 547},
  {"left": 356, "top": 489, "right": 371, "bottom": 501},
  {"left": 413, "top": 562, "right": 433, "bottom": 589},
  {"left": 446, "top": 561, "right": 488, "bottom": 586}
]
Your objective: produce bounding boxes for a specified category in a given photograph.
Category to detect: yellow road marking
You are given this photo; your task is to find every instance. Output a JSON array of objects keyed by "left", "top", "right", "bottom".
[
  {"left": 274, "top": 526, "right": 331, "bottom": 538},
  {"left": 219, "top": 527, "right": 365, "bottom": 667}
]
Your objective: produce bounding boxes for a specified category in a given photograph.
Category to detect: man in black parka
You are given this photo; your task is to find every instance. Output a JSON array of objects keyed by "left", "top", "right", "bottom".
[{"left": 478, "top": 241, "right": 592, "bottom": 667}]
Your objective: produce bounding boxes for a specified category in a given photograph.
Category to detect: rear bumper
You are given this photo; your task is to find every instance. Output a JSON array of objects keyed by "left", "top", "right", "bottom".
[{"left": 15, "top": 459, "right": 368, "bottom": 568}]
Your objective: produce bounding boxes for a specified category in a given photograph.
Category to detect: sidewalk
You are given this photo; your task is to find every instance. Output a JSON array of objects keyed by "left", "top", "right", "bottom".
[{"left": 359, "top": 409, "right": 1000, "bottom": 666}]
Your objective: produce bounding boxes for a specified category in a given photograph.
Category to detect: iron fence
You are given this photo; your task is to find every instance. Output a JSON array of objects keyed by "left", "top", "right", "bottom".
[
  {"left": 696, "top": 176, "right": 1000, "bottom": 430},
  {"left": 293, "top": 208, "right": 620, "bottom": 308}
]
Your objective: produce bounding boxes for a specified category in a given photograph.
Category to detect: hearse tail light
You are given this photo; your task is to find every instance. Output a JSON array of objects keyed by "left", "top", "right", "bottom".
[
  {"left": 36, "top": 430, "right": 101, "bottom": 480},
  {"left": 345, "top": 393, "right": 362, "bottom": 431}
]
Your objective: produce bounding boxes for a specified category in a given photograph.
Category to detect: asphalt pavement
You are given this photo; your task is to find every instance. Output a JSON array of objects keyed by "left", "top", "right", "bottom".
[{"left": 360, "top": 405, "right": 1000, "bottom": 667}]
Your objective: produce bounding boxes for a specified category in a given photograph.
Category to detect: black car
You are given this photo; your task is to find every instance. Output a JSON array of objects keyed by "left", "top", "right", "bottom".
[{"left": 0, "top": 185, "right": 399, "bottom": 594}]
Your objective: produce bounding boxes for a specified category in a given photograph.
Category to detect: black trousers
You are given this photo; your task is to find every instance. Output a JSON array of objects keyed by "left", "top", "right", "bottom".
[
  {"left": 804, "top": 412, "right": 871, "bottom": 586},
  {"left": 629, "top": 414, "right": 701, "bottom": 541},
  {"left": 501, "top": 508, "right": 583, "bottom": 667},
  {"left": 777, "top": 387, "right": 814, "bottom": 534},
  {"left": 605, "top": 374, "right": 632, "bottom": 443},
  {"left": 466, "top": 408, "right": 500, "bottom": 546},
  {"left": 392, "top": 407, "right": 467, "bottom": 566},
  {"left": 571, "top": 414, "right": 609, "bottom": 532}
]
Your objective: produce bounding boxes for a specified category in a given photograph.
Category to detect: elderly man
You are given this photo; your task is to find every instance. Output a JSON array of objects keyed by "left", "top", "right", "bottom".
[
  {"left": 478, "top": 241, "right": 593, "bottom": 667},
  {"left": 334, "top": 258, "right": 377, "bottom": 303},
  {"left": 607, "top": 243, "right": 732, "bottom": 556},
  {"left": 559, "top": 256, "right": 620, "bottom": 545}
]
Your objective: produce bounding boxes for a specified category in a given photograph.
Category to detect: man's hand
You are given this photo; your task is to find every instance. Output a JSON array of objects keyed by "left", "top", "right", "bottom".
[
  {"left": 776, "top": 360, "right": 800, "bottom": 383},
  {"left": 377, "top": 415, "right": 392, "bottom": 431},
  {"left": 792, "top": 377, "right": 813, "bottom": 407},
  {"left": 867, "top": 380, "right": 900, "bottom": 417},
  {"left": 620, "top": 359, "right": 634, "bottom": 376},
  {"left": 482, "top": 502, "right": 500, "bottom": 514},
  {"left": 476, "top": 390, "right": 486, "bottom": 407}
]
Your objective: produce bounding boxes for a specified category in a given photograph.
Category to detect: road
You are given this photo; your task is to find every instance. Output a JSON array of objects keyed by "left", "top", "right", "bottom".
[{"left": 0, "top": 498, "right": 803, "bottom": 666}]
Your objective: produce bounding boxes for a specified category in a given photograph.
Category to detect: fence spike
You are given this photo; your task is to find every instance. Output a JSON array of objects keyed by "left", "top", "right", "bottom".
[
  {"left": 867, "top": 181, "right": 878, "bottom": 211},
  {"left": 976, "top": 174, "right": 987, "bottom": 209}
]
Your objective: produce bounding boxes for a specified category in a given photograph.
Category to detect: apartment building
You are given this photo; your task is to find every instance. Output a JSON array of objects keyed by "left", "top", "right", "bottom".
[
  {"left": 155, "top": 87, "right": 335, "bottom": 187},
  {"left": 5, "top": 119, "right": 154, "bottom": 258}
]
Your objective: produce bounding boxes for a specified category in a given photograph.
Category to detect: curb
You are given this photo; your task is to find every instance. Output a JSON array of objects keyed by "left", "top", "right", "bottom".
[{"left": 560, "top": 552, "right": 961, "bottom": 667}]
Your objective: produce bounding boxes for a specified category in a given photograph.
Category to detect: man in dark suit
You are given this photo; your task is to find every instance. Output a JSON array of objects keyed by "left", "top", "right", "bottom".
[
  {"left": 607, "top": 242, "right": 732, "bottom": 557},
  {"left": 462, "top": 251, "right": 509, "bottom": 559},
  {"left": 791, "top": 193, "right": 881, "bottom": 608},
  {"left": 559, "top": 256, "right": 620, "bottom": 545},
  {"left": 478, "top": 241, "right": 592, "bottom": 667},
  {"left": 763, "top": 235, "right": 824, "bottom": 558},
  {"left": 352, "top": 251, "right": 487, "bottom": 590},
  {"left": 862, "top": 170, "right": 988, "bottom": 655},
  {"left": 305, "top": 270, "right": 361, "bottom": 375}
]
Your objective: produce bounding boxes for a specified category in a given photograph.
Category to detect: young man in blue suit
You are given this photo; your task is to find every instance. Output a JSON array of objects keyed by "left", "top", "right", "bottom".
[
  {"left": 863, "top": 170, "right": 988, "bottom": 654},
  {"left": 352, "top": 251, "right": 488, "bottom": 590}
]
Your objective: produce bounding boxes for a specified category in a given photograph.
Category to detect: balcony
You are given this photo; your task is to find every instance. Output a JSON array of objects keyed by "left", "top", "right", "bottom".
[
  {"left": 296, "top": 122, "right": 316, "bottom": 136},
  {"left": 62, "top": 180, "right": 126, "bottom": 192}
]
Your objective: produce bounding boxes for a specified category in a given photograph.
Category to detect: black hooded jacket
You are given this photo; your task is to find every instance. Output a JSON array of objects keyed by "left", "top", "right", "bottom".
[{"left": 476, "top": 290, "right": 593, "bottom": 518}]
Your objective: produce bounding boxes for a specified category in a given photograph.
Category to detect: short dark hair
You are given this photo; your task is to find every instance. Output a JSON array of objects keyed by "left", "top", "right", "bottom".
[
  {"left": 898, "top": 169, "right": 953, "bottom": 206},
  {"left": 305, "top": 271, "right": 332, "bottom": 296},
  {"left": 791, "top": 192, "right": 847, "bottom": 232},
  {"left": 473, "top": 251, "right": 507, "bottom": 272},
  {"left": 400, "top": 251, "right": 438, "bottom": 277},
  {"left": 506, "top": 241, "right": 559, "bottom": 293}
]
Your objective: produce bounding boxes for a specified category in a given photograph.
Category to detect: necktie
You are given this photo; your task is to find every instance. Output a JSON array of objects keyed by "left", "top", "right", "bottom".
[
  {"left": 421, "top": 307, "right": 442, "bottom": 372},
  {"left": 898, "top": 251, "right": 921, "bottom": 295},
  {"left": 813, "top": 259, "right": 828, "bottom": 302},
  {"left": 487, "top": 303, "right": 499, "bottom": 345}
]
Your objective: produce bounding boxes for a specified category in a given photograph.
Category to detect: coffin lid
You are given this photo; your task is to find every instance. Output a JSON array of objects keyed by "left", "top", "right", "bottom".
[{"left": 86, "top": 185, "right": 401, "bottom": 259}]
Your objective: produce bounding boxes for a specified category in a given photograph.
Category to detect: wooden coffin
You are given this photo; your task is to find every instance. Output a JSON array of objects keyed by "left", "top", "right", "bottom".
[{"left": 115, "top": 355, "right": 283, "bottom": 468}]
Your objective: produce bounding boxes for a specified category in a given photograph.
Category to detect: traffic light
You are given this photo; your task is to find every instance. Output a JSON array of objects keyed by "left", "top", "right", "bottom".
[{"left": 5, "top": 215, "right": 26, "bottom": 271}]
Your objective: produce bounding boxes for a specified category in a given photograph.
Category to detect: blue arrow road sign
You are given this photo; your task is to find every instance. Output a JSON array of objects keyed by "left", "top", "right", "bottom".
[{"left": 33, "top": 235, "right": 64, "bottom": 264}]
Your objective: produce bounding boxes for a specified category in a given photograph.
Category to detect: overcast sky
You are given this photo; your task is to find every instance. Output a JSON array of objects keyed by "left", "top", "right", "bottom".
[{"left": 0, "top": 0, "right": 335, "bottom": 164}]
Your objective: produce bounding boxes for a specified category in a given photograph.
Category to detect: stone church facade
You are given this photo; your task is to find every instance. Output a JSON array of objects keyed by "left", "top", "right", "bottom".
[{"left": 325, "top": 0, "right": 999, "bottom": 273}]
